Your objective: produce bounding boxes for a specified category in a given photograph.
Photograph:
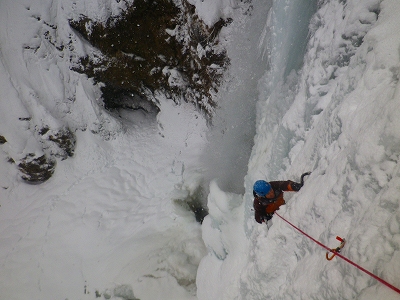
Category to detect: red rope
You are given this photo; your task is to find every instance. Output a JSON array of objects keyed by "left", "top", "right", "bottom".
[{"left": 275, "top": 212, "right": 400, "bottom": 295}]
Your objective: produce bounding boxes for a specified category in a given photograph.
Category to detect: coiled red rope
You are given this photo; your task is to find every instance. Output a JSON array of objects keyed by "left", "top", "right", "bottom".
[{"left": 275, "top": 212, "right": 400, "bottom": 295}]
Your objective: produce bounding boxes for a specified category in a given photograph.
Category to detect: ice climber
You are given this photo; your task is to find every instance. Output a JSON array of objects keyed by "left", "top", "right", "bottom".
[{"left": 253, "top": 172, "right": 310, "bottom": 224}]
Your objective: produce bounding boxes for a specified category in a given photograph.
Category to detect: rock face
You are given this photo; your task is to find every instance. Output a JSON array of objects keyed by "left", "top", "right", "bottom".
[
  {"left": 70, "top": 0, "right": 230, "bottom": 115},
  {"left": 6, "top": 1, "right": 230, "bottom": 185},
  {"left": 18, "top": 153, "right": 56, "bottom": 184},
  {"left": 18, "top": 127, "right": 75, "bottom": 183},
  {"left": 0, "top": 127, "right": 76, "bottom": 184},
  {"left": 39, "top": 127, "right": 76, "bottom": 159}
]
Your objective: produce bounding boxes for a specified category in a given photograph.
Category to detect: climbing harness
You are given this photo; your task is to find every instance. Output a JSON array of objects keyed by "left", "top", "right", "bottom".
[
  {"left": 326, "top": 236, "right": 346, "bottom": 261},
  {"left": 275, "top": 212, "right": 400, "bottom": 295}
]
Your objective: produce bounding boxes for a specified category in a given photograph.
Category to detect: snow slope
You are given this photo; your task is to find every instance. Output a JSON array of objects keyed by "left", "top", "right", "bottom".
[
  {"left": 1, "top": 0, "right": 400, "bottom": 299},
  {"left": 0, "top": 1, "right": 210, "bottom": 299}
]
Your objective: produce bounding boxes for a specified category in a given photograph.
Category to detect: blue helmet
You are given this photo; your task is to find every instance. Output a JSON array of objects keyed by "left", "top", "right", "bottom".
[{"left": 253, "top": 180, "right": 271, "bottom": 196}]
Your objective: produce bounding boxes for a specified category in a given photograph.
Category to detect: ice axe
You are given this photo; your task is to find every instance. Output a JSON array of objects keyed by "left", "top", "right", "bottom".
[{"left": 300, "top": 172, "right": 311, "bottom": 185}]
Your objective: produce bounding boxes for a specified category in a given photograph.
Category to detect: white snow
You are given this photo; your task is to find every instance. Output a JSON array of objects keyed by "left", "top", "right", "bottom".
[
  {"left": 0, "top": 2, "right": 209, "bottom": 297},
  {"left": 186, "top": 0, "right": 235, "bottom": 27},
  {"left": 1, "top": 0, "right": 400, "bottom": 299}
]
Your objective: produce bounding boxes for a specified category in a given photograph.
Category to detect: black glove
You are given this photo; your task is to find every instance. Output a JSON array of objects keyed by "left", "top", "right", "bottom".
[
  {"left": 291, "top": 181, "right": 303, "bottom": 191},
  {"left": 291, "top": 172, "right": 311, "bottom": 191},
  {"left": 264, "top": 214, "right": 273, "bottom": 222}
]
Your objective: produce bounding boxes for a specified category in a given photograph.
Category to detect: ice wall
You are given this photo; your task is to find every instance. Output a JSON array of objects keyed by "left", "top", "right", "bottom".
[
  {"left": 200, "top": 1, "right": 272, "bottom": 195},
  {"left": 199, "top": 0, "right": 400, "bottom": 299}
]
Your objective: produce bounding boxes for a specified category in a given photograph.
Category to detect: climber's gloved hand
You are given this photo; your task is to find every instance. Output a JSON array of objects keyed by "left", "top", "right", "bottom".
[
  {"left": 291, "top": 172, "right": 311, "bottom": 191},
  {"left": 291, "top": 181, "right": 303, "bottom": 191},
  {"left": 264, "top": 214, "right": 273, "bottom": 222}
]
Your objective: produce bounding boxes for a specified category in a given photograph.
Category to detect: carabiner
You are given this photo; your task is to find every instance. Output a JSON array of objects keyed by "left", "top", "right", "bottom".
[{"left": 326, "top": 236, "right": 346, "bottom": 261}]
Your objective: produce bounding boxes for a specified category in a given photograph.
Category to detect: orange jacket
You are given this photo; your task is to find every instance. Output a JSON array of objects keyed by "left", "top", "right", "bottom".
[{"left": 253, "top": 180, "right": 297, "bottom": 223}]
